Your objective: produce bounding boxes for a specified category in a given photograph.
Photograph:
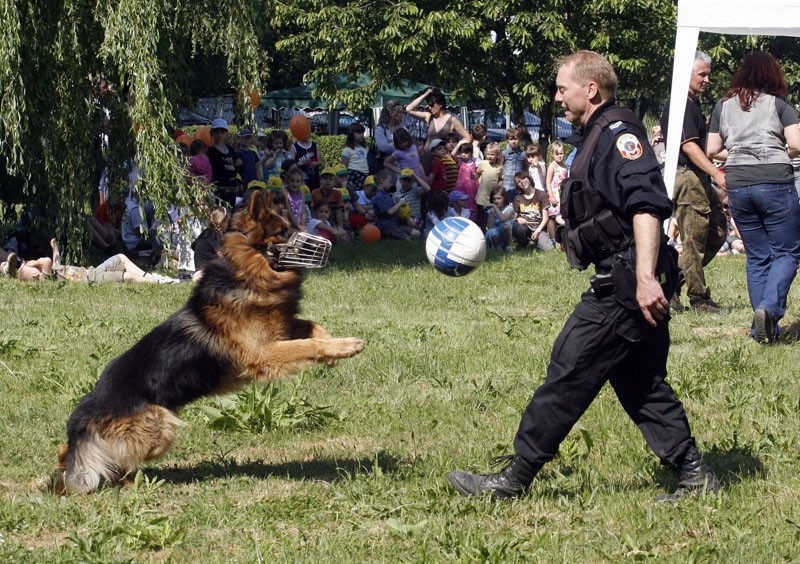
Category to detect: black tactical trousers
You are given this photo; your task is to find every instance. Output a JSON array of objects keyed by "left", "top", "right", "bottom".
[{"left": 514, "top": 288, "right": 696, "bottom": 468}]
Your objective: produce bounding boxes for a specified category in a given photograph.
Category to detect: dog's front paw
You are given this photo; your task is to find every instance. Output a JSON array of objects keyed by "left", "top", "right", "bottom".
[
  {"left": 320, "top": 337, "right": 364, "bottom": 365},
  {"left": 337, "top": 337, "right": 365, "bottom": 358}
]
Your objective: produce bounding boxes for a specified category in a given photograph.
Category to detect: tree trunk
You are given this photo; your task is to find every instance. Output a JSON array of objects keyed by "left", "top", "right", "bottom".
[
  {"left": 509, "top": 94, "right": 528, "bottom": 145},
  {"left": 539, "top": 99, "right": 554, "bottom": 156}
]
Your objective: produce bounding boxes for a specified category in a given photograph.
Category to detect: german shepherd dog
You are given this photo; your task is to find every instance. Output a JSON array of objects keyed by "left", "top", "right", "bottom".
[{"left": 54, "top": 190, "right": 364, "bottom": 493}]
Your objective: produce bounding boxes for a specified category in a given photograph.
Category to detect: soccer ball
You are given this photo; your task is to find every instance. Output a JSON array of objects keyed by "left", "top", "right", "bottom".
[{"left": 426, "top": 217, "right": 486, "bottom": 277}]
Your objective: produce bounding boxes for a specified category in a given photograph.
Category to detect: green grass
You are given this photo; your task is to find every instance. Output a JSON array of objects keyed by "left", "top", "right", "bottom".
[{"left": 1, "top": 244, "right": 799, "bottom": 562}]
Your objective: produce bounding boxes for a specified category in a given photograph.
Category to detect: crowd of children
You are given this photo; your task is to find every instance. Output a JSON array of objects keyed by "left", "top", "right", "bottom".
[
  {"left": 0, "top": 113, "right": 750, "bottom": 284},
  {"left": 176, "top": 121, "right": 573, "bottom": 261}
]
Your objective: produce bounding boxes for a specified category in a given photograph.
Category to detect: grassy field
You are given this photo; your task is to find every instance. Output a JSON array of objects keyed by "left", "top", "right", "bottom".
[{"left": 1, "top": 243, "right": 799, "bottom": 562}]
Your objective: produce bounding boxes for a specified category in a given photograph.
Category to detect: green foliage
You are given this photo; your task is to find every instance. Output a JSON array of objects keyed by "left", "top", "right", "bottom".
[
  {"left": 315, "top": 134, "right": 347, "bottom": 170},
  {"left": 275, "top": 0, "right": 677, "bottom": 143},
  {"left": 700, "top": 35, "right": 800, "bottom": 106},
  {"left": 194, "top": 381, "right": 343, "bottom": 433},
  {"left": 60, "top": 471, "right": 186, "bottom": 561}
]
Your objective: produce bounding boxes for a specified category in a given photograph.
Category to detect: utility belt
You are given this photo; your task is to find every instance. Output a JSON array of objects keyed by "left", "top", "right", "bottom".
[
  {"left": 589, "top": 271, "right": 615, "bottom": 297},
  {"left": 588, "top": 243, "right": 681, "bottom": 309}
]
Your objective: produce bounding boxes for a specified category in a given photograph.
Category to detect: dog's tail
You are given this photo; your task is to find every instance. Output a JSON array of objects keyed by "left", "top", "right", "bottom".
[
  {"left": 55, "top": 405, "right": 184, "bottom": 494},
  {"left": 55, "top": 429, "right": 119, "bottom": 494}
]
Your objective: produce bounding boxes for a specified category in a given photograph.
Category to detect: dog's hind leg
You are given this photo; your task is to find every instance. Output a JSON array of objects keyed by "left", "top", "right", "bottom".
[
  {"left": 58, "top": 406, "right": 183, "bottom": 494},
  {"left": 104, "top": 405, "right": 184, "bottom": 477}
]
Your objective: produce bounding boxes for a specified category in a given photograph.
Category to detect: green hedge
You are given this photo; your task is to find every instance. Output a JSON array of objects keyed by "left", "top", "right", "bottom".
[{"left": 314, "top": 134, "right": 347, "bottom": 169}]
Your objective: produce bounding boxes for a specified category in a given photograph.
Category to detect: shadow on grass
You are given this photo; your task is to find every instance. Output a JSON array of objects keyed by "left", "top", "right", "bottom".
[
  {"left": 145, "top": 450, "right": 402, "bottom": 485},
  {"left": 532, "top": 443, "right": 765, "bottom": 500},
  {"left": 777, "top": 320, "right": 800, "bottom": 343}
]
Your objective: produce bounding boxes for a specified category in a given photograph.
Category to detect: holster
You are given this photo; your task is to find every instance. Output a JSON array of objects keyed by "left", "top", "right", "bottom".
[{"left": 611, "top": 242, "right": 680, "bottom": 311}]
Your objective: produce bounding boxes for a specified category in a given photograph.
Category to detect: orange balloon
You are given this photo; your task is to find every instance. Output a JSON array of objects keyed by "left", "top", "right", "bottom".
[
  {"left": 289, "top": 114, "right": 311, "bottom": 142},
  {"left": 361, "top": 224, "right": 381, "bottom": 244},
  {"left": 176, "top": 134, "right": 193, "bottom": 147},
  {"left": 250, "top": 90, "right": 261, "bottom": 109},
  {"left": 194, "top": 125, "right": 213, "bottom": 148}
]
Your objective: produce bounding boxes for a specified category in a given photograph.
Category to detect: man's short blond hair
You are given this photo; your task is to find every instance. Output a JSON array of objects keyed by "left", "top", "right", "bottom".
[{"left": 558, "top": 50, "right": 618, "bottom": 101}]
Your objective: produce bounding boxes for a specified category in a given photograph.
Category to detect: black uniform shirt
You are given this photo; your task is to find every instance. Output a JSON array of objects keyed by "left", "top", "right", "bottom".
[{"left": 576, "top": 102, "right": 673, "bottom": 224}]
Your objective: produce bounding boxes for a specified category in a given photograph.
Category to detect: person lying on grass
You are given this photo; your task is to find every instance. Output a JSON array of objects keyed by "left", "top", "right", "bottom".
[{"left": 14, "top": 239, "right": 177, "bottom": 284}]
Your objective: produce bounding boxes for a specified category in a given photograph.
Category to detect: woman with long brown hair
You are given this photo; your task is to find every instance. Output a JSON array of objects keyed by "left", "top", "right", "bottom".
[{"left": 707, "top": 50, "right": 800, "bottom": 343}]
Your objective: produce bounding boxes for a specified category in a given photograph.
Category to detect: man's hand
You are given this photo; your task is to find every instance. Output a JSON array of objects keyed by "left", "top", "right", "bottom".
[
  {"left": 633, "top": 213, "right": 669, "bottom": 327},
  {"left": 712, "top": 168, "right": 727, "bottom": 191},
  {"left": 637, "top": 276, "right": 669, "bottom": 327}
]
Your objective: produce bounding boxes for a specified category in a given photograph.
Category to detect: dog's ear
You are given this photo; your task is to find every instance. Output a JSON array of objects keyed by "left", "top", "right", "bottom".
[
  {"left": 262, "top": 189, "right": 273, "bottom": 209},
  {"left": 247, "top": 190, "right": 269, "bottom": 221}
]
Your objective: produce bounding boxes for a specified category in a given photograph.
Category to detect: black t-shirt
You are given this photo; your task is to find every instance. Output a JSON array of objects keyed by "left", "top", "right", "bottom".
[
  {"left": 207, "top": 144, "right": 240, "bottom": 188},
  {"left": 660, "top": 93, "right": 706, "bottom": 168}
]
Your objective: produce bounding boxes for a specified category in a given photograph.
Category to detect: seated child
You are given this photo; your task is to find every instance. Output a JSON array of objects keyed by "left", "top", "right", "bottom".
[
  {"left": 349, "top": 174, "right": 377, "bottom": 229},
  {"left": 448, "top": 190, "right": 471, "bottom": 219},
  {"left": 312, "top": 166, "right": 345, "bottom": 230},
  {"left": 308, "top": 202, "right": 348, "bottom": 243},
  {"left": 372, "top": 170, "right": 420, "bottom": 240},
  {"left": 269, "top": 187, "right": 291, "bottom": 225},
  {"left": 512, "top": 171, "right": 553, "bottom": 250},
  {"left": 424, "top": 191, "right": 451, "bottom": 238},
  {"left": 283, "top": 168, "right": 309, "bottom": 232},
  {"left": 485, "top": 186, "right": 515, "bottom": 252},
  {"left": 394, "top": 168, "right": 430, "bottom": 229},
  {"left": 333, "top": 163, "right": 351, "bottom": 199}
]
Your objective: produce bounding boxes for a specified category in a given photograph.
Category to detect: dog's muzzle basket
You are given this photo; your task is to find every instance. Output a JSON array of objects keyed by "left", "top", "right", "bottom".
[{"left": 275, "top": 232, "right": 332, "bottom": 269}]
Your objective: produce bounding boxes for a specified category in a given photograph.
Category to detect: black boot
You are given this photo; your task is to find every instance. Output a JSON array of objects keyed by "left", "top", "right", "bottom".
[
  {"left": 448, "top": 455, "right": 541, "bottom": 499},
  {"left": 655, "top": 447, "right": 720, "bottom": 503}
]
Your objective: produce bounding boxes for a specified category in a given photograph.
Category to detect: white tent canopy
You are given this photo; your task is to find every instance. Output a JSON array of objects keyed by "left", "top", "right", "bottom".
[{"left": 664, "top": 0, "right": 800, "bottom": 197}]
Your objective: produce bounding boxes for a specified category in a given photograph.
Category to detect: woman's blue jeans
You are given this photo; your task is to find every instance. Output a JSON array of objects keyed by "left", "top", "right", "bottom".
[{"left": 727, "top": 182, "right": 800, "bottom": 322}]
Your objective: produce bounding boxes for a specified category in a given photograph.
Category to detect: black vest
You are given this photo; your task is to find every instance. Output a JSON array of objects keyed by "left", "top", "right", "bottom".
[{"left": 560, "top": 107, "right": 641, "bottom": 270}]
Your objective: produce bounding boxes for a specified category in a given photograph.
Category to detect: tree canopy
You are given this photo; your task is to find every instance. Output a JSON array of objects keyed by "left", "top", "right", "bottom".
[{"left": 275, "top": 0, "right": 678, "bottom": 142}]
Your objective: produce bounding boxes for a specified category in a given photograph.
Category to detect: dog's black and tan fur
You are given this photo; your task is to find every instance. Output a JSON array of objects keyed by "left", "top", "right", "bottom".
[{"left": 55, "top": 190, "right": 364, "bottom": 494}]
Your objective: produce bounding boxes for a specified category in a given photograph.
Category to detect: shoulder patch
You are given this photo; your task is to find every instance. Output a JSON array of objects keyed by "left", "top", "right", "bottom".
[
  {"left": 616, "top": 133, "right": 643, "bottom": 160},
  {"left": 608, "top": 121, "right": 624, "bottom": 130}
]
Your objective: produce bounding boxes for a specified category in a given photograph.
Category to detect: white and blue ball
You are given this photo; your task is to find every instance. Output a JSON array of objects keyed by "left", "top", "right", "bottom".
[{"left": 426, "top": 217, "right": 486, "bottom": 277}]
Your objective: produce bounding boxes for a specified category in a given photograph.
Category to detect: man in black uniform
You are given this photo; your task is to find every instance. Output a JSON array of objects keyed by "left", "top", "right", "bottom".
[{"left": 449, "top": 51, "right": 719, "bottom": 502}]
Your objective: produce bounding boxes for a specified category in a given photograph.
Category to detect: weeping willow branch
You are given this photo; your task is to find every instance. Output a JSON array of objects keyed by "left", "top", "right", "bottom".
[
  {"left": 0, "top": 0, "right": 267, "bottom": 262},
  {"left": 0, "top": 0, "right": 26, "bottom": 173}
]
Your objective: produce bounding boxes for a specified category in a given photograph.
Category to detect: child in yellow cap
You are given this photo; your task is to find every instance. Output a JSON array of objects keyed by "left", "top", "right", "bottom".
[{"left": 394, "top": 168, "right": 430, "bottom": 230}]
